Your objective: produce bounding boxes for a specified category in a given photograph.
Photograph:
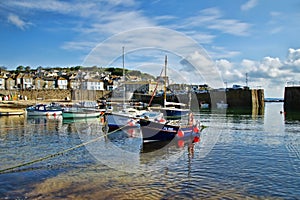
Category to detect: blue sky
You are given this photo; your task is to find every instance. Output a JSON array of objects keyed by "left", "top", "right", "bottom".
[{"left": 1, "top": 0, "right": 300, "bottom": 97}]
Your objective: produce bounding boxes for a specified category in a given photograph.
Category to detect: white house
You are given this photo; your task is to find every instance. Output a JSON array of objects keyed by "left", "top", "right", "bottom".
[
  {"left": 57, "top": 77, "right": 68, "bottom": 89},
  {"left": 82, "top": 79, "right": 104, "bottom": 90}
]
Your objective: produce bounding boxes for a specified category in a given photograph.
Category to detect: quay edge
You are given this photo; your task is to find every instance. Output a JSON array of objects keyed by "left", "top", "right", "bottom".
[
  {"left": 133, "top": 89, "right": 265, "bottom": 111},
  {"left": 284, "top": 86, "right": 300, "bottom": 111}
]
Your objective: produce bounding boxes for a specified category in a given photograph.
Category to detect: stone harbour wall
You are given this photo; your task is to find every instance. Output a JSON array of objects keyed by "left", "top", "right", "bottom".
[
  {"left": 284, "top": 86, "right": 300, "bottom": 111},
  {"left": 0, "top": 89, "right": 110, "bottom": 101}
]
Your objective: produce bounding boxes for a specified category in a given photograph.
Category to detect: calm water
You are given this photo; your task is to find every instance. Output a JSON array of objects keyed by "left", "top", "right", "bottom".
[{"left": 0, "top": 102, "right": 299, "bottom": 199}]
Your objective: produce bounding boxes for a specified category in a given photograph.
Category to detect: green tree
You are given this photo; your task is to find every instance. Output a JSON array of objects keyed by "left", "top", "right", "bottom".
[
  {"left": 16, "top": 65, "right": 24, "bottom": 72},
  {"left": 25, "top": 66, "right": 31, "bottom": 72}
]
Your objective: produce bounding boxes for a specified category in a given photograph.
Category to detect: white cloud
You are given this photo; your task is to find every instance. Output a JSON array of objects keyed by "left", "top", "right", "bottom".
[
  {"left": 286, "top": 48, "right": 300, "bottom": 66},
  {"left": 7, "top": 13, "right": 32, "bottom": 30},
  {"left": 181, "top": 8, "right": 252, "bottom": 36},
  {"left": 241, "top": 0, "right": 258, "bottom": 11},
  {"left": 214, "top": 49, "right": 300, "bottom": 97}
]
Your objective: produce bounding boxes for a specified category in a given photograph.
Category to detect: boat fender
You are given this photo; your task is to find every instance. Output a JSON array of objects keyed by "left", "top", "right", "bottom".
[
  {"left": 177, "top": 130, "right": 184, "bottom": 137},
  {"left": 178, "top": 140, "right": 184, "bottom": 148},
  {"left": 158, "top": 118, "right": 166, "bottom": 123},
  {"left": 193, "top": 126, "right": 199, "bottom": 133},
  {"left": 128, "top": 120, "right": 135, "bottom": 126},
  {"left": 193, "top": 136, "right": 200, "bottom": 143}
]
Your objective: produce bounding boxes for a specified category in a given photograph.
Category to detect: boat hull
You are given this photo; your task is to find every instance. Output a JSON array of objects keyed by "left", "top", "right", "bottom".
[
  {"left": 105, "top": 113, "right": 138, "bottom": 131},
  {"left": 26, "top": 110, "right": 63, "bottom": 116},
  {"left": 139, "top": 119, "right": 195, "bottom": 143},
  {"left": 26, "top": 103, "right": 63, "bottom": 116},
  {"left": 62, "top": 110, "right": 101, "bottom": 119}
]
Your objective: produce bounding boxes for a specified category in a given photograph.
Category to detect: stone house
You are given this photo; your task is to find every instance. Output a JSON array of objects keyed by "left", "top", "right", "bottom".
[
  {"left": 5, "top": 76, "right": 16, "bottom": 90},
  {"left": 43, "top": 77, "right": 56, "bottom": 89},
  {"left": 33, "top": 76, "right": 44, "bottom": 89},
  {"left": 22, "top": 73, "right": 33, "bottom": 89}
]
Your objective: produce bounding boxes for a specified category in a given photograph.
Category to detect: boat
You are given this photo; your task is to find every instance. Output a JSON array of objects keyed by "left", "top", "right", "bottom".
[
  {"left": 62, "top": 101, "right": 104, "bottom": 119},
  {"left": 26, "top": 103, "right": 63, "bottom": 116},
  {"left": 200, "top": 102, "right": 209, "bottom": 109},
  {"left": 139, "top": 112, "right": 201, "bottom": 143},
  {"left": 105, "top": 107, "right": 164, "bottom": 131},
  {"left": 216, "top": 101, "right": 228, "bottom": 109},
  {"left": 0, "top": 111, "right": 24, "bottom": 116},
  {"left": 151, "top": 102, "right": 190, "bottom": 119},
  {"left": 105, "top": 47, "right": 166, "bottom": 131},
  {"left": 62, "top": 107, "right": 103, "bottom": 119}
]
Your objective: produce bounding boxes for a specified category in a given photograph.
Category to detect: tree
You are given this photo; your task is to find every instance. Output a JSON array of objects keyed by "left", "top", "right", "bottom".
[
  {"left": 16, "top": 65, "right": 24, "bottom": 72},
  {"left": 25, "top": 66, "right": 31, "bottom": 72}
]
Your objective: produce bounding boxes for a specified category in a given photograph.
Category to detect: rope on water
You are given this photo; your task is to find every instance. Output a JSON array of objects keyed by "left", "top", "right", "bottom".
[{"left": 0, "top": 123, "right": 130, "bottom": 174}]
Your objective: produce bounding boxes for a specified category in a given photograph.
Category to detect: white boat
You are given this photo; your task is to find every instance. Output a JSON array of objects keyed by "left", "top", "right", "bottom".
[
  {"left": 106, "top": 107, "right": 145, "bottom": 131},
  {"left": 216, "top": 101, "right": 228, "bottom": 109},
  {"left": 106, "top": 108, "right": 165, "bottom": 131},
  {"left": 62, "top": 101, "right": 104, "bottom": 119},
  {"left": 200, "top": 102, "right": 209, "bottom": 109},
  {"left": 62, "top": 107, "right": 103, "bottom": 119},
  {"left": 26, "top": 103, "right": 63, "bottom": 116}
]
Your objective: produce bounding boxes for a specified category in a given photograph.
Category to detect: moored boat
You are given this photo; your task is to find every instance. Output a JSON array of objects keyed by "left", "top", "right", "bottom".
[
  {"left": 105, "top": 107, "right": 166, "bottom": 132},
  {"left": 139, "top": 113, "right": 201, "bottom": 143},
  {"left": 216, "top": 101, "right": 228, "bottom": 109},
  {"left": 26, "top": 103, "right": 63, "bottom": 116},
  {"left": 200, "top": 102, "right": 209, "bottom": 109},
  {"left": 62, "top": 101, "right": 104, "bottom": 119},
  {"left": 62, "top": 107, "right": 103, "bottom": 119}
]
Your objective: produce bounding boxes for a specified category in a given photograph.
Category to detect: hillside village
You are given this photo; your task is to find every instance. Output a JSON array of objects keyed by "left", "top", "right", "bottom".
[
  {"left": 0, "top": 66, "right": 213, "bottom": 99},
  {"left": 0, "top": 66, "right": 158, "bottom": 92}
]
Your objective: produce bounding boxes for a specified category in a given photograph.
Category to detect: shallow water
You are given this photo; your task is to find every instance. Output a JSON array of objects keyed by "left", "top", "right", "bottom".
[{"left": 0, "top": 102, "right": 299, "bottom": 199}]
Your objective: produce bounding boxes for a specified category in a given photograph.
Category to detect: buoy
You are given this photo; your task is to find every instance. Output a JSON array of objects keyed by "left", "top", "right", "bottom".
[
  {"left": 193, "top": 136, "right": 200, "bottom": 143},
  {"left": 159, "top": 118, "right": 166, "bottom": 123},
  {"left": 178, "top": 140, "right": 184, "bottom": 148},
  {"left": 128, "top": 120, "right": 135, "bottom": 126},
  {"left": 177, "top": 130, "right": 184, "bottom": 137},
  {"left": 193, "top": 126, "right": 199, "bottom": 133}
]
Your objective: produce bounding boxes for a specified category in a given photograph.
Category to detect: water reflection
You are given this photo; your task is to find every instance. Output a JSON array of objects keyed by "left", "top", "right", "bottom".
[{"left": 1, "top": 103, "right": 300, "bottom": 199}]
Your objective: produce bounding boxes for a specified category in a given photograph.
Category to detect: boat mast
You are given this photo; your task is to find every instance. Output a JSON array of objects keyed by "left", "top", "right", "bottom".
[
  {"left": 164, "top": 55, "right": 167, "bottom": 107},
  {"left": 122, "top": 46, "right": 126, "bottom": 108}
]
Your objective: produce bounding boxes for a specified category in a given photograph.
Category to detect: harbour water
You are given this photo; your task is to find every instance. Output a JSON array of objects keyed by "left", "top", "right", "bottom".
[{"left": 0, "top": 102, "right": 299, "bottom": 199}]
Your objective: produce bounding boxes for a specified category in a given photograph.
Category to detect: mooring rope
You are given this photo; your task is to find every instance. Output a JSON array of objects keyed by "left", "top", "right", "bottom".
[{"left": 0, "top": 123, "right": 130, "bottom": 174}]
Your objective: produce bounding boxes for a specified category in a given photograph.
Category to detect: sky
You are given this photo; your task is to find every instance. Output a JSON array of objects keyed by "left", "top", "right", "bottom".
[{"left": 1, "top": 0, "right": 300, "bottom": 98}]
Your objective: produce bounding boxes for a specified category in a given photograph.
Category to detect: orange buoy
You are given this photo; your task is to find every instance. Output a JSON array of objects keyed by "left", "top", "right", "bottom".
[
  {"left": 178, "top": 140, "right": 184, "bottom": 148},
  {"left": 193, "top": 136, "right": 200, "bottom": 143},
  {"left": 193, "top": 126, "right": 199, "bottom": 133},
  {"left": 177, "top": 130, "right": 184, "bottom": 137},
  {"left": 128, "top": 120, "right": 135, "bottom": 126}
]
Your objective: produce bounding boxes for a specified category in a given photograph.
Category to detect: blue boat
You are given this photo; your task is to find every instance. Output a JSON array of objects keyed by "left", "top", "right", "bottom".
[
  {"left": 151, "top": 102, "right": 190, "bottom": 119},
  {"left": 139, "top": 116, "right": 200, "bottom": 143}
]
